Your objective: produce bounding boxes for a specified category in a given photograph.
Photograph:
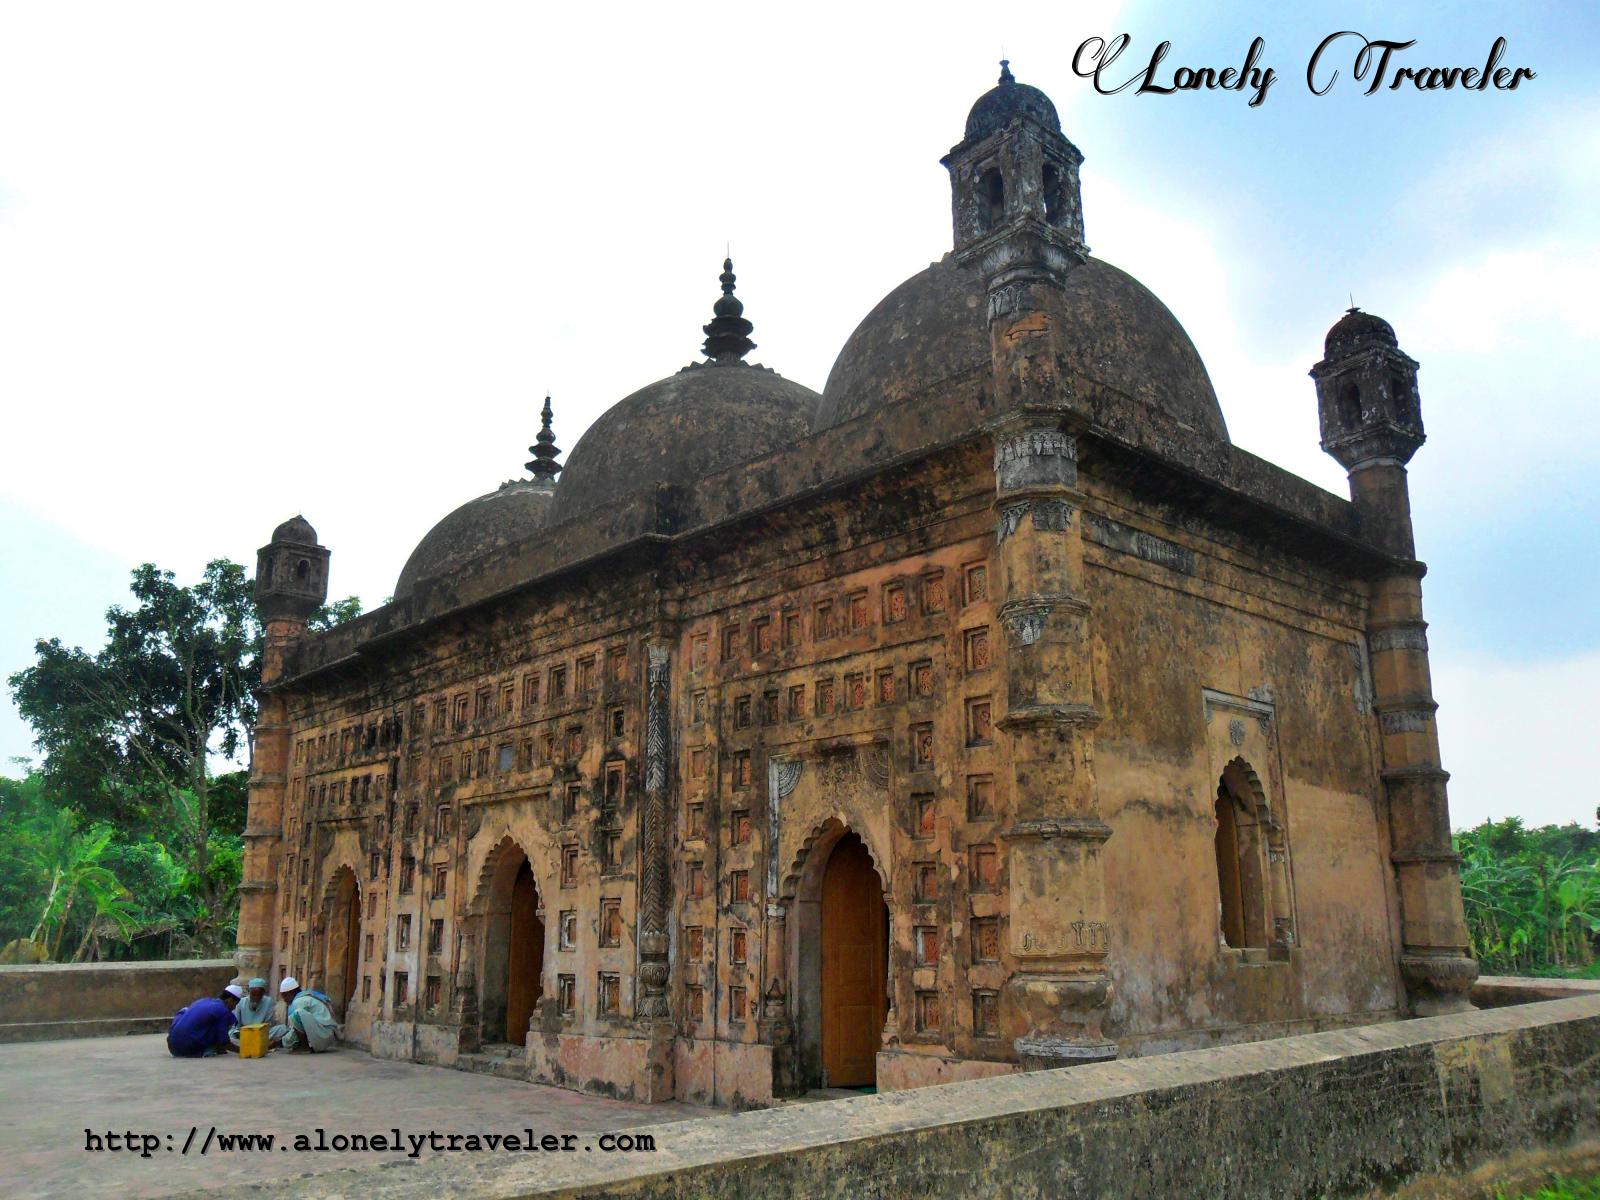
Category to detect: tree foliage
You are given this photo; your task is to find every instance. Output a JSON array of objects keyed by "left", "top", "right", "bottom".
[
  {"left": 1458, "top": 819, "right": 1600, "bottom": 977},
  {"left": 4, "top": 559, "right": 363, "bottom": 961},
  {"left": 309, "top": 595, "right": 363, "bottom": 632},
  {"left": 10, "top": 561, "right": 259, "bottom": 954}
]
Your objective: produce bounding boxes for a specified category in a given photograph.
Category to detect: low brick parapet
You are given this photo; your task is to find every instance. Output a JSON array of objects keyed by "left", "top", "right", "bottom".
[
  {"left": 182, "top": 992, "right": 1600, "bottom": 1199},
  {"left": 1472, "top": 974, "right": 1600, "bottom": 1007},
  {"left": 0, "top": 959, "right": 236, "bottom": 1043}
]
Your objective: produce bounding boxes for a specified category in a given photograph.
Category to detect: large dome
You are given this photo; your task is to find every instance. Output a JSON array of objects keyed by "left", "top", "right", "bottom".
[
  {"left": 817, "top": 254, "right": 1229, "bottom": 442},
  {"left": 395, "top": 481, "right": 554, "bottom": 599},
  {"left": 549, "top": 364, "right": 819, "bottom": 524}
]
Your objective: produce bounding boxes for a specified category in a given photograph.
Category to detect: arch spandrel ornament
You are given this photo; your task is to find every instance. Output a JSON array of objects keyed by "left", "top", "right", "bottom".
[
  {"left": 465, "top": 823, "right": 558, "bottom": 919},
  {"left": 781, "top": 815, "right": 893, "bottom": 903},
  {"left": 1222, "top": 756, "right": 1272, "bottom": 823},
  {"left": 769, "top": 738, "right": 894, "bottom": 905},
  {"left": 318, "top": 862, "right": 363, "bottom": 914}
]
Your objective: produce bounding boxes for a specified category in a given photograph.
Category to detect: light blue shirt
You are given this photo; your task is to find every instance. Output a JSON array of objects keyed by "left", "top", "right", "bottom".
[
  {"left": 234, "top": 993, "right": 275, "bottom": 1027},
  {"left": 282, "top": 992, "right": 340, "bottom": 1052}
]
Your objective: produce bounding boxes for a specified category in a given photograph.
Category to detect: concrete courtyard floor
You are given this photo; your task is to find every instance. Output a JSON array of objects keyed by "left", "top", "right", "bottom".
[{"left": 0, "top": 1035, "right": 713, "bottom": 1199}]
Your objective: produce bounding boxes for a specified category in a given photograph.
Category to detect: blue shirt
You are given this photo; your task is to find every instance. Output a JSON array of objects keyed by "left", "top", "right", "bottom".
[{"left": 167, "top": 997, "right": 236, "bottom": 1056}]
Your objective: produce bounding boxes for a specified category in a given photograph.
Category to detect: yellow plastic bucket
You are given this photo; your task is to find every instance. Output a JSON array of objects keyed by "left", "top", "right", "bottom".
[{"left": 238, "top": 1023, "right": 270, "bottom": 1058}]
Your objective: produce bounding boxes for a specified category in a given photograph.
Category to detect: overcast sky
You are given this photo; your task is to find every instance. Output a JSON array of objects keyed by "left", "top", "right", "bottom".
[{"left": 1, "top": 1, "right": 1595, "bottom": 829}]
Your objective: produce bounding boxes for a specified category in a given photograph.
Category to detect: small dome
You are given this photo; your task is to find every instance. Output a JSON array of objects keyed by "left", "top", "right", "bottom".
[
  {"left": 818, "top": 254, "right": 1229, "bottom": 441},
  {"left": 1323, "top": 307, "right": 1398, "bottom": 360},
  {"left": 964, "top": 61, "right": 1061, "bottom": 142},
  {"left": 272, "top": 515, "right": 318, "bottom": 544},
  {"left": 549, "top": 365, "right": 819, "bottom": 525},
  {"left": 395, "top": 481, "right": 553, "bottom": 599}
]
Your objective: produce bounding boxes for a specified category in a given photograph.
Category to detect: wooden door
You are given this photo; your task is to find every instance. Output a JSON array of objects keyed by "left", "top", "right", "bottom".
[
  {"left": 506, "top": 861, "right": 544, "bottom": 1046},
  {"left": 821, "top": 834, "right": 887, "bottom": 1087},
  {"left": 341, "top": 889, "right": 361, "bottom": 1011}
]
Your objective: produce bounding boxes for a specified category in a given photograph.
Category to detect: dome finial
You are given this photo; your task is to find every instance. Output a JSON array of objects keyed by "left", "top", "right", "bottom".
[
  {"left": 999, "top": 58, "right": 1014, "bottom": 85},
  {"left": 702, "top": 256, "right": 756, "bottom": 364},
  {"left": 526, "top": 393, "right": 562, "bottom": 485}
]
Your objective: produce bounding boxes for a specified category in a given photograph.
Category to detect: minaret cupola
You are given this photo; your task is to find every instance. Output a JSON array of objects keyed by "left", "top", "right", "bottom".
[{"left": 941, "top": 61, "right": 1087, "bottom": 281}]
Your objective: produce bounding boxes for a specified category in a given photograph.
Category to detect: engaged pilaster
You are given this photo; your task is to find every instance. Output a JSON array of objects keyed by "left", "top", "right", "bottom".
[
  {"left": 990, "top": 415, "right": 1116, "bottom": 1066},
  {"left": 941, "top": 61, "right": 1115, "bottom": 1066},
  {"left": 636, "top": 641, "right": 674, "bottom": 1024}
]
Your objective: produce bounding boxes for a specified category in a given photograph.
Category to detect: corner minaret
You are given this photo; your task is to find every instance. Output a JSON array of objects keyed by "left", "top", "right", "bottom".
[
  {"left": 253, "top": 516, "right": 330, "bottom": 681},
  {"left": 526, "top": 394, "right": 563, "bottom": 488},
  {"left": 942, "top": 60, "right": 1086, "bottom": 307},
  {"left": 238, "top": 516, "right": 331, "bottom": 981},
  {"left": 1312, "top": 310, "right": 1478, "bottom": 1017},
  {"left": 1312, "top": 308, "right": 1425, "bottom": 556},
  {"left": 701, "top": 258, "right": 756, "bottom": 365},
  {"left": 946, "top": 64, "right": 1116, "bottom": 1070}
]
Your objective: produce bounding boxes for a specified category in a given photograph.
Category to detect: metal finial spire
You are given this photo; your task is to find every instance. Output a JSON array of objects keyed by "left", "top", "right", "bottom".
[
  {"left": 526, "top": 393, "right": 562, "bottom": 485},
  {"left": 701, "top": 256, "right": 756, "bottom": 364},
  {"left": 998, "top": 58, "right": 1014, "bottom": 85}
]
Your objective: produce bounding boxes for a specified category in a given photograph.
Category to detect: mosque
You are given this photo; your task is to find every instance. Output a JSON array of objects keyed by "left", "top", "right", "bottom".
[{"left": 240, "top": 63, "right": 1476, "bottom": 1106}]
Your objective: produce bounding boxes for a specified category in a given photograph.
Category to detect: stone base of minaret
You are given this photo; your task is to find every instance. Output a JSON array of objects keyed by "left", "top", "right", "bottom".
[
  {"left": 1400, "top": 954, "right": 1479, "bottom": 1017},
  {"left": 1011, "top": 973, "right": 1118, "bottom": 1069},
  {"left": 232, "top": 943, "right": 270, "bottom": 983}
]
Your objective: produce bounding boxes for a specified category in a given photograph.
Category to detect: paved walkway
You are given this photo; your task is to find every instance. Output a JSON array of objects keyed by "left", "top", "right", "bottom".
[{"left": 0, "top": 1035, "right": 711, "bottom": 1199}]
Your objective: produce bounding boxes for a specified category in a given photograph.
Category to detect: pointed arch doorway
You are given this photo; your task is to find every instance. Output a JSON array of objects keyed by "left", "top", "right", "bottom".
[
  {"left": 506, "top": 861, "right": 544, "bottom": 1046},
  {"left": 820, "top": 832, "right": 888, "bottom": 1087},
  {"left": 481, "top": 844, "right": 545, "bottom": 1046},
  {"left": 323, "top": 867, "right": 361, "bottom": 1018}
]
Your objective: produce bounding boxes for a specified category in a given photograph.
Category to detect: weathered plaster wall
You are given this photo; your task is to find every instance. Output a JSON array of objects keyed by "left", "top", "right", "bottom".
[
  {"left": 1086, "top": 481, "right": 1405, "bottom": 1050},
  {"left": 272, "top": 581, "right": 656, "bottom": 1085}
]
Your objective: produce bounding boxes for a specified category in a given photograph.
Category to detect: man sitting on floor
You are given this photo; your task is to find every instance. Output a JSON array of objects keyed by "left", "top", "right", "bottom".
[
  {"left": 229, "top": 977, "right": 275, "bottom": 1046},
  {"left": 270, "top": 976, "right": 342, "bottom": 1053},
  {"left": 167, "top": 984, "right": 244, "bottom": 1057}
]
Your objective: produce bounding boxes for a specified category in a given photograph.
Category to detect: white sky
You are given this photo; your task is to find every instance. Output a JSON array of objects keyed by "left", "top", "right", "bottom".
[{"left": 1, "top": 1, "right": 1596, "bottom": 830}]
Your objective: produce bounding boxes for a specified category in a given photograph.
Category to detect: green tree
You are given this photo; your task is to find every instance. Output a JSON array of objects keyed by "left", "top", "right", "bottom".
[
  {"left": 1458, "top": 818, "right": 1600, "bottom": 977},
  {"left": 7, "top": 563, "right": 364, "bottom": 959},
  {"left": 9, "top": 560, "right": 260, "bottom": 955},
  {"left": 21, "top": 807, "right": 136, "bottom": 961},
  {"left": 0, "top": 771, "right": 54, "bottom": 955},
  {"left": 309, "top": 595, "right": 364, "bottom": 632}
]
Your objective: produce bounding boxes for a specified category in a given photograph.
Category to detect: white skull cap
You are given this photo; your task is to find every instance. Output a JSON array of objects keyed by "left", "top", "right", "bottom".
[{"left": 279, "top": 976, "right": 300, "bottom": 993}]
